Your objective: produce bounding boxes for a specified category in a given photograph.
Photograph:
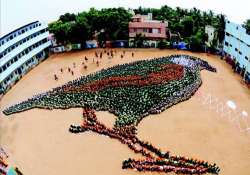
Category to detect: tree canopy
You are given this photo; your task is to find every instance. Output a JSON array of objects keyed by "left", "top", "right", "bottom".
[
  {"left": 136, "top": 6, "right": 225, "bottom": 49},
  {"left": 243, "top": 19, "right": 250, "bottom": 34},
  {"left": 49, "top": 8, "right": 132, "bottom": 46},
  {"left": 49, "top": 6, "right": 226, "bottom": 50}
]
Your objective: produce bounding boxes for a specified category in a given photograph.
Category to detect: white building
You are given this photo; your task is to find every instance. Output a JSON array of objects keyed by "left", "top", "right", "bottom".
[
  {"left": 205, "top": 25, "right": 216, "bottom": 47},
  {"left": 223, "top": 20, "right": 250, "bottom": 81},
  {"left": 0, "top": 21, "right": 51, "bottom": 94}
]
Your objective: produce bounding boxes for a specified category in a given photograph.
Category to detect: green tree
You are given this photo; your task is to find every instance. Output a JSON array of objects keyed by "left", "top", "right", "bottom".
[
  {"left": 49, "top": 8, "right": 132, "bottom": 45},
  {"left": 181, "top": 16, "right": 194, "bottom": 37},
  {"left": 158, "top": 40, "right": 170, "bottom": 49},
  {"left": 189, "top": 29, "right": 206, "bottom": 52},
  {"left": 243, "top": 19, "right": 250, "bottom": 34},
  {"left": 59, "top": 13, "right": 76, "bottom": 23},
  {"left": 216, "top": 14, "right": 226, "bottom": 43},
  {"left": 49, "top": 21, "right": 72, "bottom": 44}
]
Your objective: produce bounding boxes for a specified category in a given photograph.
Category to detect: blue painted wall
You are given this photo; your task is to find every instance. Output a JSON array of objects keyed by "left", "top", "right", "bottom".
[{"left": 223, "top": 20, "right": 250, "bottom": 74}]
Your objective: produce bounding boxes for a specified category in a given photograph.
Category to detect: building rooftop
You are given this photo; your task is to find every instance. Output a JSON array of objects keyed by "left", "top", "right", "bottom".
[{"left": 0, "top": 21, "right": 39, "bottom": 41}]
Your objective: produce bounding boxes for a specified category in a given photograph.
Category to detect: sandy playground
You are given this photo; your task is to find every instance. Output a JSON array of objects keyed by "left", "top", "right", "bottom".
[{"left": 0, "top": 48, "right": 250, "bottom": 175}]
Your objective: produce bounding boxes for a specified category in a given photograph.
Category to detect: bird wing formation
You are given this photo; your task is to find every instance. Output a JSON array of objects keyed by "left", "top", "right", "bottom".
[{"left": 3, "top": 55, "right": 206, "bottom": 127}]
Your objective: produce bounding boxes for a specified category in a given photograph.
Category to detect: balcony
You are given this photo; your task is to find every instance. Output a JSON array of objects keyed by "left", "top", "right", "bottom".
[
  {"left": 129, "top": 21, "right": 167, "bottom": 28},
  {"left": 129, "top": 32, "right": 166, "bottom": 39},
  {"left": 129, "top": 21, "right": 167, "bottom": 39}
]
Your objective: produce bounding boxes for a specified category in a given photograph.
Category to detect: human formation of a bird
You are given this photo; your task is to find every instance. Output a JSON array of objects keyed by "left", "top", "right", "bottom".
[{"left": 3, "top": 53, "right": 220, "bottom": 174}]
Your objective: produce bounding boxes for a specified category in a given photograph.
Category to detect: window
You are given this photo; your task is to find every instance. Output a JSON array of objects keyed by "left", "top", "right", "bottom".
[
  {"left": 226, "top": 32, "right": 230, "bottom": 36},
  {"left": 152, "top": 28, "right": 160, "bottom": 34},
  {"left": 235, "top": 48, "right": 238, "bottom": 52},
  {"left": 230, "top": 44, "right": 232, "bottom": 47},
  {"left": 148, "top": 28, "right": 152, "bottom": 33},
  {"left": 225, "top": 42, "right": 229, "bottom": 46},
  {"left": 239, "top": 51, "right": 242, "bottom": 55},
  {"left": 245, "top": 56, "right": 249, "bottom": 61},
  {"left": 143, "top": 28, "right": 148, "bottom": 32}
]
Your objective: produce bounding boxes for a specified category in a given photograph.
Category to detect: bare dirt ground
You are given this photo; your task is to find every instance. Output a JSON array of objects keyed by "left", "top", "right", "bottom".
[{"left": 0, "top": 49, "right": 250, "bottom": 175}]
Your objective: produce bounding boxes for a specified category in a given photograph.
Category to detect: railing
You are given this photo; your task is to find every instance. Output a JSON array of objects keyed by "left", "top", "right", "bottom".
[{"left": 129, "top": 32, "right": 166, "bottom": 38}]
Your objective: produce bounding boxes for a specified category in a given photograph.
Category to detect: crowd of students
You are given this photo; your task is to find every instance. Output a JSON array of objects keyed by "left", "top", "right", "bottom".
[
  {"left": 4, "top": 55, "right": 215, "bottom": 127},
  {"left": 3, "top": 54, "right": 219, "bottom": 174},
  {"left": 53, "top": 49, "right": 135, "bottom": 81},
  {"left": 69, "top": 108, "right": 220, "bottom": 175}
]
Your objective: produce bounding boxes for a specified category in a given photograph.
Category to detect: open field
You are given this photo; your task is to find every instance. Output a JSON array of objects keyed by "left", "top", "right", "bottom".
[{"left": 0, "top": 49, "right": 250, "bottom": 175}]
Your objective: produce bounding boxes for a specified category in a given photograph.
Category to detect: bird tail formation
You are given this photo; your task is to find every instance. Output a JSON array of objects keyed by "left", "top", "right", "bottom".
[
  {"left": 3, "top": 92, "right": 49, "bottom": 115},
  {"left": 3, "top": 98, "right": 36, "bottom": 115}
]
